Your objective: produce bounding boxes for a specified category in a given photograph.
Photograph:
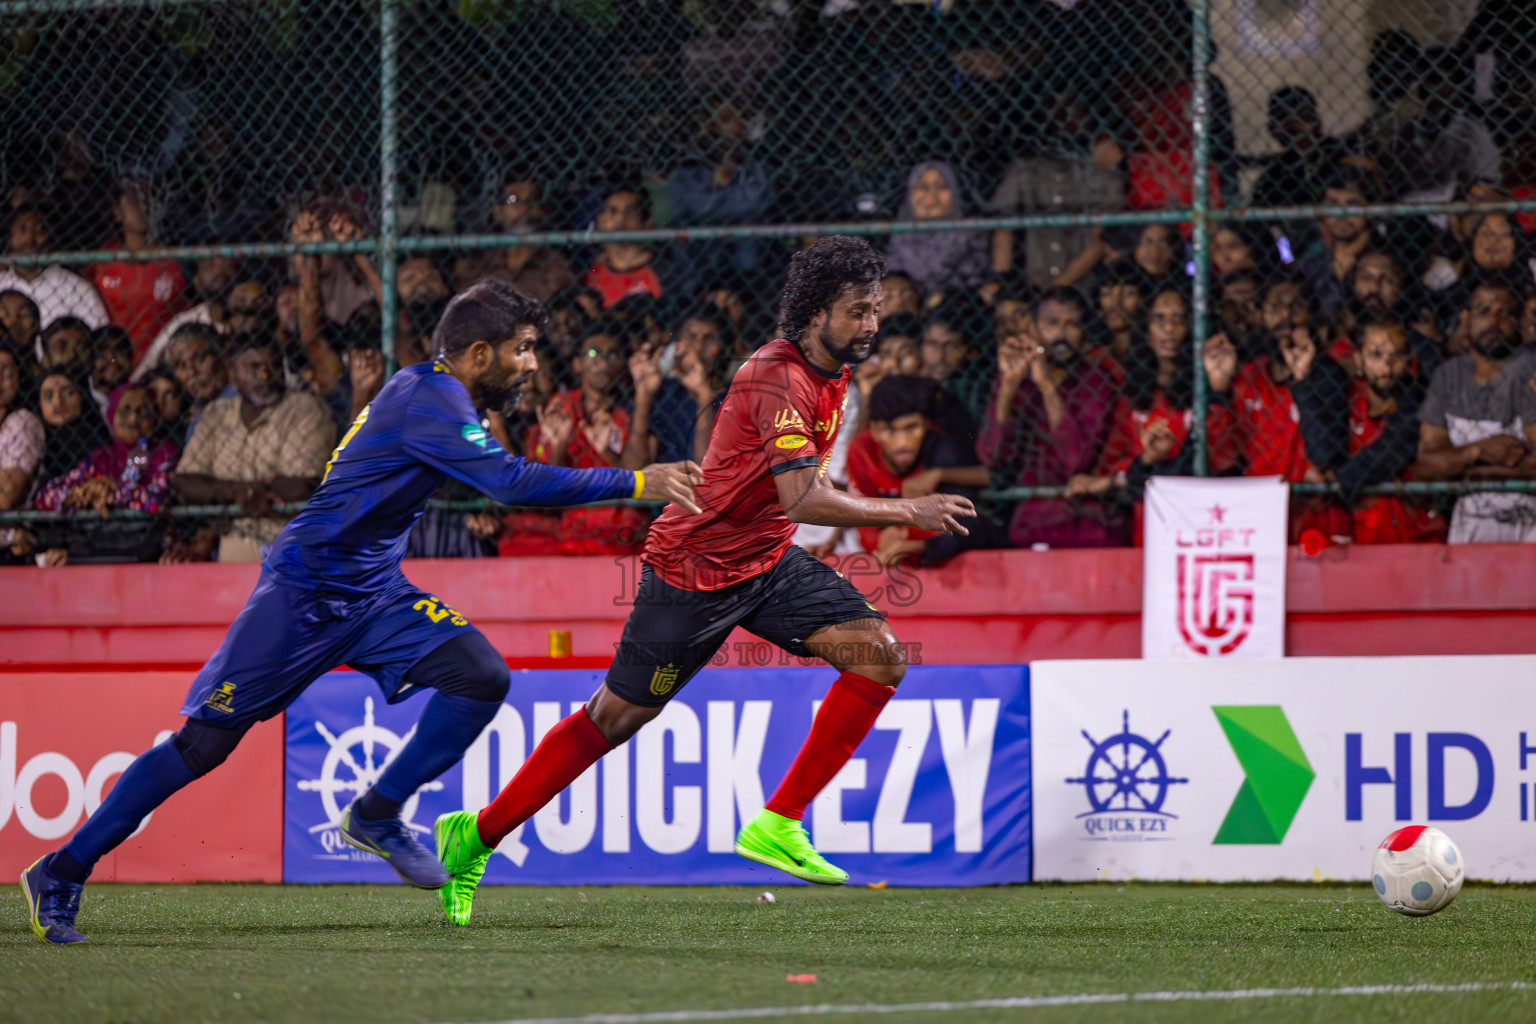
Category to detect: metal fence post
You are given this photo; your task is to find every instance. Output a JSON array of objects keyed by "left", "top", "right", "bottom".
[
  {"left": 378, "top": 0, "right": 401, "bottom": 369},
  {"left": 1189, "top": 0, "right": 1213, "bottom": 476}
]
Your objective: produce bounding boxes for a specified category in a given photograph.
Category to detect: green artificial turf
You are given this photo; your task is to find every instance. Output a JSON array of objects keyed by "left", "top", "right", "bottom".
[{"left": 3, "top": 883, "right": 1535, "bottom": 1024}]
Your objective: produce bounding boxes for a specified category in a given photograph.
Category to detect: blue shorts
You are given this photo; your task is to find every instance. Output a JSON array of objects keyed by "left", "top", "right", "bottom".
[{"left": 180, "top": 569, "right": 480, "bottom": 728}]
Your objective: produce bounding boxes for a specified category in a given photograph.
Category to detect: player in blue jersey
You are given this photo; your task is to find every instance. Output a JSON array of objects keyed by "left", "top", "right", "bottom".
[{"left": 20, "top": 280, "right": 701, "bottom": 944}]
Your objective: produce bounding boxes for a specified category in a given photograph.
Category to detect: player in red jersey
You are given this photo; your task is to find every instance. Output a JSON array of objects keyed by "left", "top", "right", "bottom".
[{"left": 431, "top": 237, "right": 976, "bottom": 922}]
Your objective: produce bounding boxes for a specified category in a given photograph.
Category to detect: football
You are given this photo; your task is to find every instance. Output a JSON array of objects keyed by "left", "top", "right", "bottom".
[{"left": 1371, "top": 826, "right": 1465, "bottom": 917}]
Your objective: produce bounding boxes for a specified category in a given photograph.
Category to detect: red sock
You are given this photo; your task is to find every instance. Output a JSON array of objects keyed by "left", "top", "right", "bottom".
[
  {"left": 476, "top": 706, "right": 614, "bottom": 849},
  {"left": 765, "top": 672, "right": 894, "bottom": 822}
]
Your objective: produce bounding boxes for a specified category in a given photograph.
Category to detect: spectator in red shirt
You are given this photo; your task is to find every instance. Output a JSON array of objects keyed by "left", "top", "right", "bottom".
[
  {"left": 582, "top": 187, "right": 664, "bottom": 309},
  {"left": 90, "top": 180, "right": 188, "bottom": 366},
  {"left": 978, "top": 286, "right": 1120, "bottom": 548},
  {"left": 1336, "top": 320, "right": 1446, "bottom": 543},
  {"left": 846, "top": 375, "right": 992, "bottom": 566},
  {"left": 501, "top": 322, "right": 650, "bottom": 556},
  {"left": 1068, "top": 286, "right": 1241, "bottom": 542},
  {"left": 1233, "top": 275, "right": 1351, "bottom": 540}
]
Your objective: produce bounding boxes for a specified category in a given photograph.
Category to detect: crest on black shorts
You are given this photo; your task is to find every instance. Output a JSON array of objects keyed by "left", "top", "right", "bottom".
[{"left": 649, "top": 663, "right": 680, "bottom": 697}]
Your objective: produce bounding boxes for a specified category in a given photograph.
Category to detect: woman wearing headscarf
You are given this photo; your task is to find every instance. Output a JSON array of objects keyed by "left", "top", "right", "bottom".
[
  {"left": 35, "top": 382, "right": 179, "bottom": 516},
  {"left": 885, "top": 161, "right": 994, "bottom": 299},
  {"left": 32, "top": 368, "right": 110, "bottom": 493}
]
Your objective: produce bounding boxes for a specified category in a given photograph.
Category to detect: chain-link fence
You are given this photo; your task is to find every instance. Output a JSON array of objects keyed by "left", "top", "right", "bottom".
[{"left": 1, "top": 0, "right": 1535, "bottom": 565}]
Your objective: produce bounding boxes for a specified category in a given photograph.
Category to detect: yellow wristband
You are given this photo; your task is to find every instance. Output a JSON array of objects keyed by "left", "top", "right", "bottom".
[{"left": 632, "top": 470, "right": 645, "bottom": 500}]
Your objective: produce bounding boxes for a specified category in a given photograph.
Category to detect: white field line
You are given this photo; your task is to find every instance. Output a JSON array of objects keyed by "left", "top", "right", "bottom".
[{"left": 452, "top": 980, "right": 1536, "bottom": 1024}]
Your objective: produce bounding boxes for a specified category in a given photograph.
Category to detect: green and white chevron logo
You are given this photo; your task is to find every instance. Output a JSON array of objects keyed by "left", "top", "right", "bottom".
[{"left": 1211, "top": 706, "right": 1314, "bottom": 845}]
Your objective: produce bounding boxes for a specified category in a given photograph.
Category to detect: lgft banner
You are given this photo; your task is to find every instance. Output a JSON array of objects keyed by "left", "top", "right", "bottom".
[
  {"left": 284, "top": 665, "right": 1030, "bottom": 886},
  {"left": 1142, "top": 476, "right": 1289, "bottom": 659}
]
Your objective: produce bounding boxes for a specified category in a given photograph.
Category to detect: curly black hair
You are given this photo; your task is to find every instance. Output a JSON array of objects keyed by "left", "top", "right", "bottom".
[
  {"left": 434, "top": 279, "right": 548, "bottom": 358},
  {"left": 777, "top": 235, "right": 886, "bottom": 343},
  {"left": 1122, "top": 282, "right": 1193, "bottom": 412}
]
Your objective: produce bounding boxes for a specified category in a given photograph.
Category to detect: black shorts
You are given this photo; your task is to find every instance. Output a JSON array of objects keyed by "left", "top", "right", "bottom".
[{"left": 606, "top": 544, "right": 886, "bottom": 706}]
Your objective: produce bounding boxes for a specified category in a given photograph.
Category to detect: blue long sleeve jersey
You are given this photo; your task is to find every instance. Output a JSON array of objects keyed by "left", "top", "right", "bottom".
[{"left": 266, "top": 360, "right": 636, "bottom": 595}]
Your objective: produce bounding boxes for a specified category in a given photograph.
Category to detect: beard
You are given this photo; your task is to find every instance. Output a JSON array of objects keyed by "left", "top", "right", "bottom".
[
  {"left": 478, "top": 369, "right": 533, "bottom": 414},
  {"left": 1367, "top": 374, "right": 1404, "bottom": 401},
  {"left": 821, "top": 327, "right": 876, "bottom": 367},
  {"left": 1473, "top": 329, "right": 1520, "bottom": 362},
  {"left": 1353, "top": 288, "right": 1406, "bottom": 323}
]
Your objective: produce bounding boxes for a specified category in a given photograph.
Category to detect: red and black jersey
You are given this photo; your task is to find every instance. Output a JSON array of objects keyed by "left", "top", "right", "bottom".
[
  {"left": 644, "top": 339, "right": 848, "bottom": 591},
  {"left": 1233, "top": 356, "right": 1311, "bottom": 481},
  {"left": 1346, "top": 380, "right": 1446, "bottom": 544}
]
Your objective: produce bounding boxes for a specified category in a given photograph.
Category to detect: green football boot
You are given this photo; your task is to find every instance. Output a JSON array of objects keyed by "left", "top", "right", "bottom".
[
  {"left": 734, "top": 809, "right": 849, "bottom": 885},
  {"left": 434, "top": 811, "right": 494, "bottom": 926}
]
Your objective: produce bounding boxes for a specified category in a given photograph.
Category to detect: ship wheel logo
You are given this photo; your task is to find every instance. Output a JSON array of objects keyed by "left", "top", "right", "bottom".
[{"left": 1066, "top": 709, "right": 1188, "bottom": 818}]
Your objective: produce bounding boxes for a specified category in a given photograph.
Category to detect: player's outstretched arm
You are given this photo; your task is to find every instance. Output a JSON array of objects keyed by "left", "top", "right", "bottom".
[
  {"left": 772, "top": 465, "right": 975, "bottom": 535},
  {"left": 401, "top": 373, "right": 705, "bottom": 512},
  {"left": 637, "top": 461, "right": 703, "bottom": 514},
  {"left": 407, "top": 413, "right": 703, "bottom": 512}
]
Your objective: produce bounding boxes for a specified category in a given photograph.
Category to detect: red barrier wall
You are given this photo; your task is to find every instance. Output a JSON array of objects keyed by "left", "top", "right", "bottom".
[{"left": 4, "top": 544, "right": 1536, "bottom": 668}]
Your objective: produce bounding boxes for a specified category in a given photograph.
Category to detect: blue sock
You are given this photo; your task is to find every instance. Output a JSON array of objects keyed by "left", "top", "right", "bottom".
[
  {"left": 359, "top": 694, "right": 499, "bottom": 819},
  {"left": 57, "top": 740, "right": 196, "bottom": 881}
]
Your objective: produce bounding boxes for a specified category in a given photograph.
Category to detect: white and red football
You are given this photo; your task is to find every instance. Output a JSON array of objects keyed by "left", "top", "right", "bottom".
[{"left": 1371, "top": 825, "right": 1464, "bottom": 917}]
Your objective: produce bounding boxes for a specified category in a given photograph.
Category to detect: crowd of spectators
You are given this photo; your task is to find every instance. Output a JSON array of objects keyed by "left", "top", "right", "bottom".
[{"left": 4, "top": 2, "right": 1536, "bottom": 565}]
